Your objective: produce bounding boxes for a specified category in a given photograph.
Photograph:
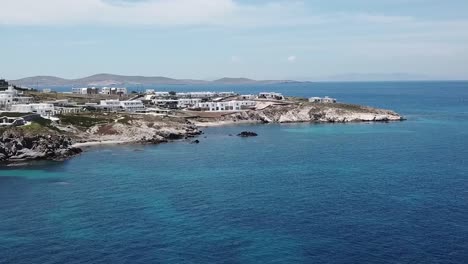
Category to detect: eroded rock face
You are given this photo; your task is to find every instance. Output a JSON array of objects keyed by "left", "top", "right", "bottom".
[
  {"left": 214, "top": 103, "right": 404, "bottom": 124},
  {"left": 0, "top": 132, "right": 82, "bottom": 162},
  {"left": 81, "top": 118, "right": 202, "bottom": 145}
]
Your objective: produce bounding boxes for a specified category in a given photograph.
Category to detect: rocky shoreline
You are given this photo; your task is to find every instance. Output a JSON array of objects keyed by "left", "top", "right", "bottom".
[
  {"left": 0, "top": 133, "right": 82, "bottom": 163},
  {"left": 0, "top": 102, "right": 403, "bottom": 164},
  {"left": 197, "top": 103, "right": 403, "bottom": 124}
]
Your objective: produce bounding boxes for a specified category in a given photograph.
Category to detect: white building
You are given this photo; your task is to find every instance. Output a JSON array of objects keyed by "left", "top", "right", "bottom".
[
  {"left": 0, "top": 116, "right": 26, "bottom": 127},
  {"left": 154, "top": 92, "right": 170, "bottom": 97},
  {"left": 98, "top": 100, "right": 145, "bottom": 112},
  {"left": 0, "top": 86, "right": 33, "bottom": 110},
  {"left": 45, "top": 99, "right": 77, "bottom": 107},
  {"left": 11, "top": 103, "right": 55, "bottom": 116},
  {"left": 177, "top": 92, "right": 215, "bottom": 98},
  {"left": 100, "top": 87, "right": 127, "bottom": 95},
  {"left": 197, "top": 101, "right": 256, "bottom": 111},
  {"left": 240, "top": 94, "right": 257, "bottom": 100},
  {"left": 152, "top": 99, "right": 178, "bottom": 109},
  {"left": 178, "top": 98, "right": 202, "bottom": 108},
  {"left": 218, "top": 92, "right": 238, "bottom": 97},
  {"left": 120, "top": 100, "right": 145, "bottom": 112},
  {"left": 309, "top": 96, "right": 337, "bottom": 104},
  {"left": 258, "top": 92, "right": 285, "bottom": 100},
  {"left": 145, "top": 89, "right": 155, "bottom": 94},
  {"left": 144, "top": 92, "right": 172, "bottom": 101},
  {"left": 72, "top": 87, "right": 100, "bottom": 95},
  {"left": 99, "top": 100, "right": 122, "bottom": 111}
]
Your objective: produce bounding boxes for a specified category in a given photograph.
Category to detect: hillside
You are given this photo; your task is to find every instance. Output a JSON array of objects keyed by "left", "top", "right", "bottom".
[{"left": 11, "top": 74, "right": 297, "bottom": 87}]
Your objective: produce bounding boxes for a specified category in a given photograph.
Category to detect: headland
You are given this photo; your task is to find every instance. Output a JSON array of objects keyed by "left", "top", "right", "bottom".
[{"left": 0, "top": 81, "right": 403, "bottom": 163}]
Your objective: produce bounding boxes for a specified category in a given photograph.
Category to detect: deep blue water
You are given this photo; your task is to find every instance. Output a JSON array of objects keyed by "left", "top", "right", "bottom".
[{"left": 1, "top": 81, "right": 468, "bottom": 264}]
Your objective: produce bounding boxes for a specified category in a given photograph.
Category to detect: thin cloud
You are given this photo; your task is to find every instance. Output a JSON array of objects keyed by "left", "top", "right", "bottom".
[
  {"left": 0, "top": 0, "right": 237, "bottom": 26},
  {"left": 230, "top": 56, "right": 241, "bottom": 63},
  {"left": 0, "top": 0, "right": 420, "bottom": 28},
  {"left": 287, "top": 56, "right": 297, "bottom": 63}
]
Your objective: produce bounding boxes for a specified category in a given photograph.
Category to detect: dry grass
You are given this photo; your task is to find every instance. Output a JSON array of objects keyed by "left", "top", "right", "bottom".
[{"left": 25, "top": 91, "right": 132, "bottom": 104}]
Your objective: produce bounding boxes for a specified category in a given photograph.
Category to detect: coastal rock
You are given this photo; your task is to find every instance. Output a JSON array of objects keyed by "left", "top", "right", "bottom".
[
  {"left": 0, "top": 132, "right": 82, "bottom": 163},
  {"left": 237, "top": 131, "right": 258, "bottom": 137},
  {"left": 210, "top": 103, "right": 404, "bottom": 124},
  {"left": 75, "top": 115, "right": 202, "bottom": 145}
]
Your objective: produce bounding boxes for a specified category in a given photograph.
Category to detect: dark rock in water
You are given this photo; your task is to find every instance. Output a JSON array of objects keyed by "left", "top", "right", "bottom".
[
  {"left": 237, "top": 131, "right": 258, "bottom": 137},
  {"left": 191, "top": 140, "right": 200, "bottom": 144},
  {"left": 166, "top": 133, "right": 185, "bottom": 140},
  {"left": 228, "top": 134, "right": 233, "bottom": 136}
]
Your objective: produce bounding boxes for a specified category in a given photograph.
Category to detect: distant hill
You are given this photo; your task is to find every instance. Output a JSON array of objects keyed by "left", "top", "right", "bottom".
[
  {"left": 10, "top": 74, "right": 297, "bottom": 87},
  {"left": 325, "top": 73, "right": 433, "bottom": 82}
]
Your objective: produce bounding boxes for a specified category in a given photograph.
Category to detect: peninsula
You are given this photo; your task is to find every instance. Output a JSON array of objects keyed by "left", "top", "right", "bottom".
[{"left": 0, "top": 80, "right": 403, "bottom": 163}]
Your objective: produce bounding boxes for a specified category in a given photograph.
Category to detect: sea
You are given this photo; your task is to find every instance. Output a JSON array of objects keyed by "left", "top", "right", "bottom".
[{"left": 1, "top": 81, "right": 467, "bottom": 264}]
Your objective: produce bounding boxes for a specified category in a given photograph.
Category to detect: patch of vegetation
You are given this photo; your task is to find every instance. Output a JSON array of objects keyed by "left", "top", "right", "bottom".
[
  {"left": 287, "top": 97, "right": 308, "bottom": 102},
  {"left": 20, "top": 122, "right": 52, "bottom": 134},
  {"left": 335, "top": 103, "right": 372, "bottom": 112},
  {"left": 0, "top": 112, "right": 27, "bottom": 117},
  {"left": 57, "top": 114, "right": 108, "bottom": 128}
]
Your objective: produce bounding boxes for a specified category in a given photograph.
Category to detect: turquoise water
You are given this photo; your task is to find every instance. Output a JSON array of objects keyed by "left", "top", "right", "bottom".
[{"left": 1, "top": 81, "right": 468, "bottom": 263}]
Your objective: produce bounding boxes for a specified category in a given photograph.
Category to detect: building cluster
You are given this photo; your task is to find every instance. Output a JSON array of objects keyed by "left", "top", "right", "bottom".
[
  {"left": 0, "top": 81, "right": 33, "bottom": 110},
  {"left": 85, "top": 100, "right": 146, "bottom": 113},
  {"left": 0, "top": 79, "right": 293, "bottom": 127},
  {"left": 308, "top": 96, "right": 337, "bottom": 104},
  {"left": 72, "top": 87, "right": 128, "bottom": 95},
  {"left": 10, "top": 100, "right": 81, "bottom": 117},
  {"left": 145, "top": 91, "right": 285, "bottom": 112},
  {"left": 258, "top": 92, "right": 285, "bottom": 100}
]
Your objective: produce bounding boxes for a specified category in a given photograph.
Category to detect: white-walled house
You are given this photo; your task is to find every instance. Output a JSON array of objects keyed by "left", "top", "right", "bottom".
[
  {"left": 178, "top": 98, "right": 202, "bottom": 108},
  {"left": 100, "top": 87, "right": 127, "bottom": 95},
  {"left": 154, "top": 92, "right": 170, "bottom": 97},
  {"left": 145, "top": 92, "right": 172, "bottom": 101},
  {"left": 72, "top": 87, "right": 100, "bottom": 95},
  {"left": 98, "top": 100, "right": 145, "bottom": 112},
  {"left": 0, "top": 86, "right": 33, "bottom": 110},
  {"left": 11, "top": 103, "right": 55, "bottom": 116},
  {"left": 240, "top": 94, "right": 257, "bottom": 100},
  {"left": 309, "top": 96, "right": 337, "bottom": 104},
  {"left": 120, "top": 100, "right": 145, "bottom": 112},
  {"left": 152, "top": 99, "right": 178, "bottom": 109},
  {"left": 218, "top": 92, "right": 237, "bottom": 97},
  {"left": 258, "top": 92, "right": 285, "bottom": 100},
  {"left": 197, "top": 101, "right": 256, "bottom": 111},
  {"left": 177, "top": 92, "right": 215, "bottom": 98},
  {"left": 99, "top": 100, "right": 122, "bottom": 111},
  {"left": 0, "top": 116, "right": 26, "bottom": 127}
]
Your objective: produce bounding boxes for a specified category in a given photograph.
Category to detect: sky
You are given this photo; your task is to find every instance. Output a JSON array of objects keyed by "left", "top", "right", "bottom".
[{"left": 1, "top": 0, "right": 468, "bottom": 80}]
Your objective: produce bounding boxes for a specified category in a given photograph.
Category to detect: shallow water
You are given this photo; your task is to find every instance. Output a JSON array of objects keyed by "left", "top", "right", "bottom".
[{"left": 1, "top": 81, "right": 467, "bottom": 263}]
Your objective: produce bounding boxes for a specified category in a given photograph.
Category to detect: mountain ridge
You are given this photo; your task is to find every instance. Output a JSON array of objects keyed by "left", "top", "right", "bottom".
[{"left": 10, "top": 74, "right": 296, "bottom": 86}]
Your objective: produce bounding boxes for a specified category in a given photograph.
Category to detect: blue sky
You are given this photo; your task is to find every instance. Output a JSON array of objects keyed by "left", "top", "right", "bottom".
[{"left": 1, "top": 0, "right": 468, "bottom": 80}]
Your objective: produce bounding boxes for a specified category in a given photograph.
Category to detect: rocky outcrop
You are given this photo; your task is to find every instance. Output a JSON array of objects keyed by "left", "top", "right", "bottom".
[
  {"left": 237, "top": 131, "right": 258, "bottom": 137},
  {"left": 74, "top": 116, "right": 202, "bottom": 145},
  {"left": 211, "top": 103, "right": 403, "bottom": 124},
  {"left": 0, "top": 132, "right": 82, "bottom": 162}
]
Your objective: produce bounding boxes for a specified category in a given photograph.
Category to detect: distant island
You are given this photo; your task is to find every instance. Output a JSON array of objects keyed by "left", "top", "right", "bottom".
[{"left": 10, "top": 74, "right": 303, "bottom": 87}]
